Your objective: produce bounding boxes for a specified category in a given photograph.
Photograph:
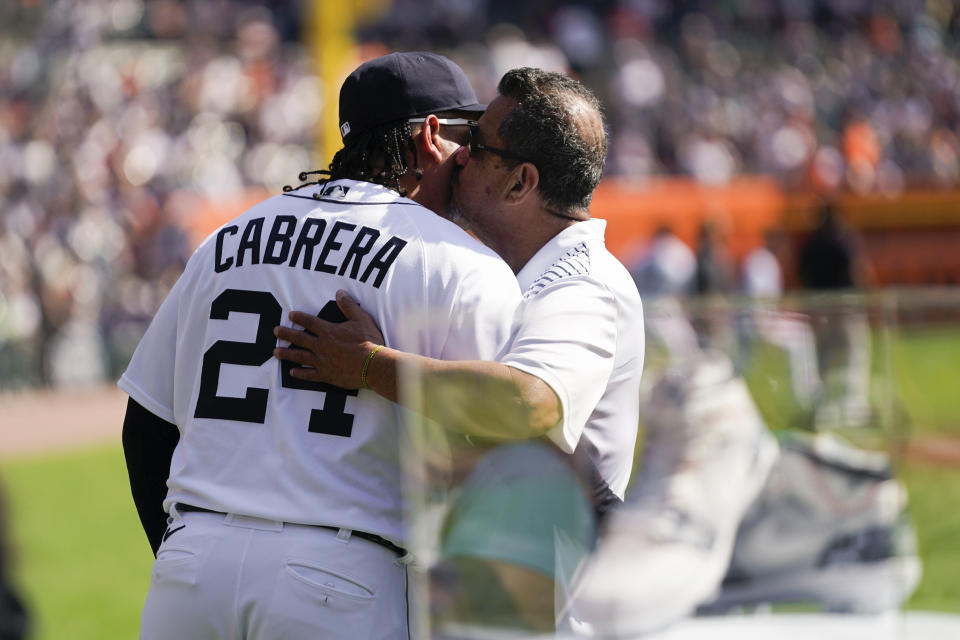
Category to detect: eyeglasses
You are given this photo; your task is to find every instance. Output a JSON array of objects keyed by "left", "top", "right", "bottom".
[
  {"left": 407, "top": 117, "right": 482, "bottom": 155},
  {"left": 406, "top": 117, "right": 477, "bottom": 127},
  {"left": 465, "top": 124, "right": 529, "bottom": 163},
  {"left": 406, "top": 117, "right": 530, "bottom": 164}
]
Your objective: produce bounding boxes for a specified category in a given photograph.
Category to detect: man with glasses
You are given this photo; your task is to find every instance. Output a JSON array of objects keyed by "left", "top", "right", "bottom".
[
  {"left": 119, "top": 52, "right": 522, "bottom": 639},
  {"left": 275, "top": 67, "right": 645, "bottom": 632}
]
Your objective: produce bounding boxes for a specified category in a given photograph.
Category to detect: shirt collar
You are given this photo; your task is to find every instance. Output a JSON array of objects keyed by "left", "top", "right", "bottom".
[
  {"left": 286, "top": 179, "right": 419, "bottom": 206},
  {"left": 516, "top": 219, "right": 607, "bottom": 290}
]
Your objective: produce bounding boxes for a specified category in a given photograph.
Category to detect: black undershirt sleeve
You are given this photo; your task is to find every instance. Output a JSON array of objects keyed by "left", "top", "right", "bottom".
[{"left": 121, "top": 397, "right": 179, "bottom": 557}]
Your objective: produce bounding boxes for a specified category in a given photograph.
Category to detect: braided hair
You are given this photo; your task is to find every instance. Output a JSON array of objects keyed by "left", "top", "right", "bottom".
[{"left": 284, "top": 120, "right": 419, "bottom": 197}]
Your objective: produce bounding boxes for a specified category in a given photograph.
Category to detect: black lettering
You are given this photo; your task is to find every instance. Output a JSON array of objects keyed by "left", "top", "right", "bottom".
[
  {"left": 314, "top": 221, "right": 356, "bottom": 274},
  {"left": 289, "top": 218, "right": 326, "bottom": 269},
  {"left": 361, "top": 237, "right": 408, "bottom": 288},
  {"left": 264, "top": 215, "right": 297, "bottom": 265},
  {"left": 195, "top": 291, "right": 358, "bottom": 434},
  {"left": 236, "top": 217, "right": 265, "bottom": 267},
  {"left": 338, "top": 226, "right": 380, "bottom": 279},
  {"left": 214, "top": 225, "right": 239, "bottom": 273},
  {"left": 194, "top": 289, "right": 281, "bottom": 423}
]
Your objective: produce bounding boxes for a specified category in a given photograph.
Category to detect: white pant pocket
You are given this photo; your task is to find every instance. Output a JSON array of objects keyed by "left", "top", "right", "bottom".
[
  {"left": 284, "top": 560, "right": 376, "bottom": 602},
  {"left": 151, "top": 546, "right": 200, "bottom": 586}
]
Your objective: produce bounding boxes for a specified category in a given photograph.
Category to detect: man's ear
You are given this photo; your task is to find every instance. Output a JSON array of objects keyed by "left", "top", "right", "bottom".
[
  {"left": 504, "top": 162, "right": 539, "bottom": 204},
  {"left": 413, "top": 114, "right": 445, "bottom": 165}
]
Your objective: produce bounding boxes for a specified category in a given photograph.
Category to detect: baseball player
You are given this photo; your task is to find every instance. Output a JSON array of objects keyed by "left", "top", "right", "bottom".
[
  {"left": 274, "top": 68, "right": 645, "bottom": 632},
  {"left": 119, "top": 52, "right": 522, "bottom": 640}
]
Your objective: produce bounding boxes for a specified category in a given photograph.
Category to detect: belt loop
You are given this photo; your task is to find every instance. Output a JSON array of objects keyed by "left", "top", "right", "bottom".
[
  {"left": 223, "top": 513, "right": 284, "bottom": 531},
  {"left": 395, "top": 552, "right": 418, "bottom": 568},
  {"left": 336, "top": 528, "right": 352, "bottom": 542}
]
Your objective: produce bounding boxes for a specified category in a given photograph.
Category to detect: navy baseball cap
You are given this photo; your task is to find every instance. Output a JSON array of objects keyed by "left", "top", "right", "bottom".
[{"left": 338, "top": 52, "right": 486, "bottom": 144}]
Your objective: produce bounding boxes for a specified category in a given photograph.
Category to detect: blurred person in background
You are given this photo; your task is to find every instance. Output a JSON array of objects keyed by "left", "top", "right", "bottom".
[
  {"left": 629, "top": 225, "right": 696, "bottom": 300},
  {"left": 741, "top": 230, "right": 785, "bottom": 307},
  {"left": 691, "top": 219, "right": 737, "bottom": 351},
  {"left": 693, "top": 220, "right": 734, "bottom": 298},
  {"left": 0, "top": 1, "right": 312, "bottom": 389},
  {"left": 0, "top": 479, "right": 29, "bottom": 640},
  {"left": 628, "top": 225, "right": 700, "bottom": 363},
  {"left": 739, "top": 228, "right": 821, "bottom": 411},
  {"left": 797, "top": 200, "right": 874, "bottom": 429}
]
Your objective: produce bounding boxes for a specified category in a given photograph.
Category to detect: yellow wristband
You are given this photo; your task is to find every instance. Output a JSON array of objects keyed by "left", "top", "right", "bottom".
[{"left": 360, "top": 344, "right": 384, "bottom": 390}]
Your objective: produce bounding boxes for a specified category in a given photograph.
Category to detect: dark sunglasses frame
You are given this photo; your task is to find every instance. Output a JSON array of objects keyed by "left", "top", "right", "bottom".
[{"left": 467, "top": 124, "right": 529, "bottom": 163}]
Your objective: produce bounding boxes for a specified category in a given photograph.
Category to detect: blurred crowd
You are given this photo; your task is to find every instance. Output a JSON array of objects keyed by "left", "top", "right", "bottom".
[
  {"left": 1, "top": 0, "right": 958, "bottom": 389},
  {"left": 375, "top": 0, "right": 960, "bottom": 192},
  {"left": 0, "top": 0, "right": 316, "bottom": 388}
]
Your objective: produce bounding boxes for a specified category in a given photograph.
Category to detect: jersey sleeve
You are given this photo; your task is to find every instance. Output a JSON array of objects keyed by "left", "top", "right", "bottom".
[
  {"left": 500, "top": 276, "right": 618, "bottom": 453},
  {"left": 117, "top": 270, "right": 191, "bottom": 424}
]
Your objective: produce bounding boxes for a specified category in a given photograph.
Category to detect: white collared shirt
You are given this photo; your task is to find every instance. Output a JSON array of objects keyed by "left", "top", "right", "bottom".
[{"left": 500, "top": 219, "right": 645, "bottom": 498}]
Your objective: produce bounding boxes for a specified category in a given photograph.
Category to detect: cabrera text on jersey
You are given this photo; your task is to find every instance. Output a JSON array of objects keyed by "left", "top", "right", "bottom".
[{"left": 213, "top": 185, "right": 407, "bottom": 288}]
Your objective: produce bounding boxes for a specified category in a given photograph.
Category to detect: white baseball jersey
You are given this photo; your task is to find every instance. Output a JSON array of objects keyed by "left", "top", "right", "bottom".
[
  {"left": 742, "top": 246, "right": 783, "bottom": 298},
  {"left": 631, "top": 233, "right": 696, "bottom": 297},
  {"left": 119, "top": 179, "right": 521, "bottom": 546},
  {"left": 500, "top": 219, "right": 644, "bottom": 498}
]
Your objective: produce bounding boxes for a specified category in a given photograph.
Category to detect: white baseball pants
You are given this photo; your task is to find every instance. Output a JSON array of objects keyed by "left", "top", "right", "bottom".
[{"left": 139, "top": 509, "right": 408, "bottom": 640}]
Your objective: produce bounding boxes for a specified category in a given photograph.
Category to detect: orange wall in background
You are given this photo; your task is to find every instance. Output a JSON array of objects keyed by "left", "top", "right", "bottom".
[
  {"left": 177, "top": 181, "right": 960, "bottom": 286},
  {"left": 182, "top": 178, "right": 788, "bottom": 260},
  {"left": 183, "top": 189, "right": 274, "bottom": 250},
  {"left": 592, "top": 180, "right": 960, "bottom": 286},
  {"left": 589, "top": 177, "right": 786, "bottom": 264},
  {"left": 781, "top": 189, "right": 960, "bottom": 287}
]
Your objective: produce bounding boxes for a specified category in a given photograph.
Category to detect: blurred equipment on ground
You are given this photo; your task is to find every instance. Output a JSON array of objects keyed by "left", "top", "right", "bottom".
[
  {"left": 701, "top": 430, "right": 921, "bottom": 616},
  {"left": 571, "top": 349, "right": 778, "bottom": 637}
]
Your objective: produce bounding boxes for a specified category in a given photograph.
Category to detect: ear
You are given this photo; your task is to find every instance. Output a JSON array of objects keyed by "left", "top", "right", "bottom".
[
  {"left": 504, "top": 162, "right": 539, "bottom": 205},
  {"left": 413, "top": 114, "right": 445, "bottom": 165}
]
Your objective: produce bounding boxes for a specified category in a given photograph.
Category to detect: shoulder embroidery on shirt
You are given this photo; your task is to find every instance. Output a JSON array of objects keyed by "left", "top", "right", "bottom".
[
  {"left": 524, "top": 242, "right": 591, "bottom": 298},
  {"left": 321, "top": 183, "right": 351, "bottom": 198}
]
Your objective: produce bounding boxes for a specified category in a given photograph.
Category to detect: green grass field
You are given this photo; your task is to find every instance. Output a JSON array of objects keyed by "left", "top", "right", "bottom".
[
  {"left": 3, "top": 444, "right": 958, "bottom": 639},
  {"left": 741, "top": 324, "right": 959, "bottom": 440},
  {"left": 892, "top": 327, "right": 960, "bottom": 436},
  {"left": 1, "top": 325, "right": 958, "bottom": 639},
  {"left": 1, "top": 445, "right": 153, "bottom": 640},
  {"left": 739, "top": 322, "right": 960, "bottom": 611},
  {"left": 902, "top": 464, "right": 960, "bottom": 612}
]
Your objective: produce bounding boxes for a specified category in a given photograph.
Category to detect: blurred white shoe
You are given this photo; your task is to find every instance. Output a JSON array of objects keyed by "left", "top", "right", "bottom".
[
  {"left": 568, "top": 350, "right": 779, "bottom": 637},
  {"left": 700, "top": 431, "right": 921, "bottom": 615}
]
